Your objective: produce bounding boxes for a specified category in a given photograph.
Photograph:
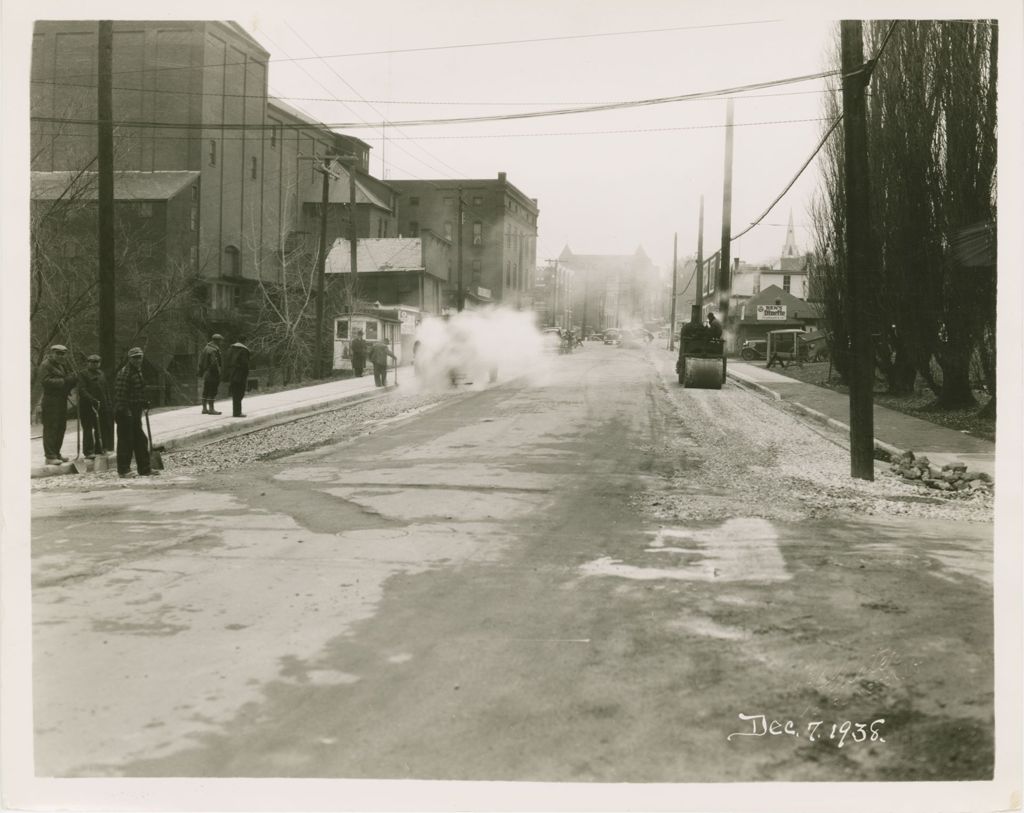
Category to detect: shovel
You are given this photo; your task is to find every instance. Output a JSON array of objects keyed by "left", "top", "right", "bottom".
[
  {"left": 70, "top": 397, "right": 87, "bottom": 474},
  {"left": 144, "top": 408, "right": 164, "bottom": 471},
  {"left": 92, "top": 404, "right": 109, "bottom": 472}
]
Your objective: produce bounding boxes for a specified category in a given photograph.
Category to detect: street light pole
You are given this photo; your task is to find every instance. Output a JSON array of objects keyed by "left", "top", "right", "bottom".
[
  {"left": 313, "top": 161, "right": 331, "bottom": 378},
  {"left": 456, "top": 187, "right": 465, "bottom": 312}
]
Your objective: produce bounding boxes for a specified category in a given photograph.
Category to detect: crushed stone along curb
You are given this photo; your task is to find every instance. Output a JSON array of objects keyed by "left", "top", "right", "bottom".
[
  {"left": 645, "top": 352, "right": 992, "bottom": 525},
  {"left": 30, "top": 387, "right": 464, "bottom": 492}
]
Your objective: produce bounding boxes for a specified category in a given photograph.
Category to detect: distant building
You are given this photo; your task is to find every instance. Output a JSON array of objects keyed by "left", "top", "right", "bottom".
[
  {"left": 388, "top": 173, "right": 538, "bottom": 310},
  {"left": 557, "top": 245, "right": 660, "bottom": 334}
]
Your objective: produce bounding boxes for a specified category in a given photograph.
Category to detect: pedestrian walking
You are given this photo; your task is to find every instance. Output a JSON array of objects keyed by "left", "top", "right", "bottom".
[
  {"left": 37, "top": 344, "right": 78, "bottom": 465},
  {"left": 113, "top": 347, "right": 156, "bottom": 478},
  {"left": 369, "top": 339, "right": 396, "bottom": 387},
  {"left": 227, "top": 336, "right": 251, "bottom": 418},
  {"left": 77, "top": 353, "right": 111, "bottom": 458},
  {"left": 350, "top": 329, "right": 368, "bottom": 378},
  {"left": 197, "top": 333, "right": 224, "bottom": 415}
]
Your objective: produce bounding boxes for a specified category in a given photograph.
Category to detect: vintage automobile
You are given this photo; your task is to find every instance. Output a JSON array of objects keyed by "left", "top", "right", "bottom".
[
  {"left": 602, "top": 328, "right": 622, "bottom": 346},
  {"left": 740, "top": 339, "right": 768, "bottom": 361}
]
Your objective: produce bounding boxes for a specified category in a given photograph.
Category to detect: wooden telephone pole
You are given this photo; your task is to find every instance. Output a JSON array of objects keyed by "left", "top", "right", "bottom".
[
  {"left": 97, "top": 21, "right": 115, "bottom": 380},
  {"left": 668, "top": 233, "right": 678, "bottom": 351},
  {"left": 695, "top": 194, "right": 705, "bottom": 322},
  {"left": 456, "top": 187, "right": 465, "bottom": 312},
  {"left": 717, "top": 99, "right": 735, "bottom": 324},
  {"left": 841, "top": 20, "right": 876, "bottom": 480}
]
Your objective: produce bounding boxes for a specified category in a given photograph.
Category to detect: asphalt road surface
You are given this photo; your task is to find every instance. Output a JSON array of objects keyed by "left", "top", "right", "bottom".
[{"left": 31, "top": 345, "right": 993, "bottom": 781}]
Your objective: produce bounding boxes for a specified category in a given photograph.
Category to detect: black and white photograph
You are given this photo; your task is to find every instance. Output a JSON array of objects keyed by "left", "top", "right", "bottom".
[{"left": 2, "top": 0, "right": 1021, "bottom": 811}]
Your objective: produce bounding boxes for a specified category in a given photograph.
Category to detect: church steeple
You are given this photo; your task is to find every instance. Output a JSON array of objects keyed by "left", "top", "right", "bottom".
[{"left": 782, "top": 210, "right": 799, "bottom": 257}]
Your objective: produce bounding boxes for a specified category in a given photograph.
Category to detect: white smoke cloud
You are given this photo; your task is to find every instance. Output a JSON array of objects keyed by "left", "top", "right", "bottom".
[{"left": 407, "top": 307, "right": 549, "bottom": 392}]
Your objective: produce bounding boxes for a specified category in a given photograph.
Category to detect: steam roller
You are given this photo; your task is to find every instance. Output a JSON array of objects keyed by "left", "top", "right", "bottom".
[{"left": 675, "top": 332, "right": 726, "bottom": 390}]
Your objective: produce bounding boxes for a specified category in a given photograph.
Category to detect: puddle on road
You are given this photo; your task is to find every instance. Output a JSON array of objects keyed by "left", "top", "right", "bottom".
[{"left": 580, "top": 517, "right": 791, "bottom": 583}]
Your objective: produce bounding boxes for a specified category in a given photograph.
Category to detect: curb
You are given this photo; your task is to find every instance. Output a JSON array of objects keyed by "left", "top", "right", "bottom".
[
  {"left": 726, "top": 368, "right": 903, "bottom": 460},
  {"left": 30, "top": 383, "right": 396, "bottom": 480}
]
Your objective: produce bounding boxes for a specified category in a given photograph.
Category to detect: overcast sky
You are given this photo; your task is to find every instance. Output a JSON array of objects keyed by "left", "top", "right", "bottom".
[{"left": 243, "top": 5, "right": 836, "bottom": 274}]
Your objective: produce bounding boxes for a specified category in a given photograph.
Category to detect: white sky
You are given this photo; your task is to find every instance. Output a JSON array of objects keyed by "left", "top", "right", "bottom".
[{"left": 243, "top": 5, "right": 836, "bottom": 273}]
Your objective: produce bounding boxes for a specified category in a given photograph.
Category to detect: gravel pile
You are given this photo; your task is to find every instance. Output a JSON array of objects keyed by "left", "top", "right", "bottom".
[
  {"left": 637, "top": 355, "right": 994, "bottom": 525},
  {"left": 31, "top": 388, "right": 461, "bottom": 493}
]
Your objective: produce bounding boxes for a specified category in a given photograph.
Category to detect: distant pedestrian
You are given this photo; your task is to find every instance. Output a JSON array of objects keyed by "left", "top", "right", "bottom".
[
  {"left": 77, "top": 353, "right": 111, "bottom": 458},
  {"left": 197, "top": 333, "right": 224, "bottom": 415},
  {"left": 37, "top": 344, "right": 77, "bottom": 465},
  {"left": 114, "top": 347, "right": 155, "bottom": 478},
  {"left": 350, "top": 329, "right": 368, "bottom": 378},
  {"left": 227, "top": 336, "right": 251, "bottom": 418},
  {"left": 707, "top": 313, "right": 723, "bottom": 339},
  {"left": 369, "top": 340, "right": 396, "bottom": 387}
]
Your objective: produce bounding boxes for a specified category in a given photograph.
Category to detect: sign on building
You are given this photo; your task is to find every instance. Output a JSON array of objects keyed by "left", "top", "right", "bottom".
[{"left": 757, "top": 304, "right": 787, "bottom": 321}]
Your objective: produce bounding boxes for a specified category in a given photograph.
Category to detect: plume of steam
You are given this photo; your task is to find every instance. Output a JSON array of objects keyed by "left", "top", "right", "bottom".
[{"left": 410, "top": 307, "right": 547, "bottom": 391}]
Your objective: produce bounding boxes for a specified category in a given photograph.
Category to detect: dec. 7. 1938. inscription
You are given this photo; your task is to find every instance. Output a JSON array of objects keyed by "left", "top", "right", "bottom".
[{"left": 727, "top": 714, "right": 886, "bottom": 748}]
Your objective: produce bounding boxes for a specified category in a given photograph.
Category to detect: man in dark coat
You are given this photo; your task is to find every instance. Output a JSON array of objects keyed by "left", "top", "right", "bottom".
[
  {"left": 350, "top": 329, "right": 368, "bottom": 378},
  {"left": 78, "top": 353, "right": 111, "bottom": 458},
  {"left": 227, "top": 336, "right": 251, "bottom": 418},
  {"left": 197, "top": 333, "right": 224, "bottom": 415},
  {"left": 368, "top": 340, "right": 396, "bottom": 387},
  {"left": 114, "top": 346, "right": 155, "bottom": 478},
  {"left": 37, "top": 344, "right": 77, "bottom": 465},
  {"left": 707, "top": 312, "right": 723, "bottom": 339}
]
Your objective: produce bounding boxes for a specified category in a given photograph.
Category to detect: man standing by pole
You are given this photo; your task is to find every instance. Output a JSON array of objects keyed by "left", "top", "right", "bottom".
[
  {"left": 37, "top": 345, "right": 77, "bottom": 465},
  {"left": 841, "top": 20, "right": 876, "bottom": 480},
  {"left": 113, "top": 347, "right": 155, "bottom": 478}
]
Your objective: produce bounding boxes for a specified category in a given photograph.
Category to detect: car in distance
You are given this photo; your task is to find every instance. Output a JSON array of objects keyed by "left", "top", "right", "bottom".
[{"left": 739, "top": 339, "right": 768, "bottom": 361}]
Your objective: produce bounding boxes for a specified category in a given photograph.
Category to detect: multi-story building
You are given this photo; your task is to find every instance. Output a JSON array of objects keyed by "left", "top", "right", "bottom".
[
  {"left": 30, "top": 20, "right": 405, "bottom": 399},
  {"left": 388, "top": 173, "right": 539, "bottom": 310}
]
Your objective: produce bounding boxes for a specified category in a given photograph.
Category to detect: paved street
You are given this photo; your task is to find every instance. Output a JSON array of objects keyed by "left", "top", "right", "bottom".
[{"left": 31, "top": 345, "right": 993, "bottom": 781}]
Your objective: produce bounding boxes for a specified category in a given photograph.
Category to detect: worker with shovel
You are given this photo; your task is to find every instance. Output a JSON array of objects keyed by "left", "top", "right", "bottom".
[
  {"left": 77, "top": 353, "right": 111, "bottom": 459},
  {"left": 113, "top": 347, "right": 157, "bottom": 478},
  {"left": 37, "top": 344, "right": 77, "bottom": 466}
]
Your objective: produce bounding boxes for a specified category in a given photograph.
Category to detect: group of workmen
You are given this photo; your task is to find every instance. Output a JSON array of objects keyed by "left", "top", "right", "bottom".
[
  {"left": 36, "top": 333, "right": 251, "bottom": 478},
  {"left": 348, "top": 328, "right": 397, "bottom": 387}
]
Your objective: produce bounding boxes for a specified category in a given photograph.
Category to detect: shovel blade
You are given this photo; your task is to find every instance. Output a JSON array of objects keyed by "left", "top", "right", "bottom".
[{"left": 151, "top": 450, "right": 164, "bottom": 471}]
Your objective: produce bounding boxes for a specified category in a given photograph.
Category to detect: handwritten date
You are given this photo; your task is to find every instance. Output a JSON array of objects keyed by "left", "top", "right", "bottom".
[{"left": 727, "top": 714, "right": 885, "bottom": 747}]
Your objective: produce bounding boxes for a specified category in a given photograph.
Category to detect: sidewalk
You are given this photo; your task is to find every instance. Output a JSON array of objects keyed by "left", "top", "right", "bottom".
[
  {"left": 726, "top": 361, "right": 995, "bottom": 477},
  {"left": 31, "top": 372, "right": 399, "bottom": 479}
]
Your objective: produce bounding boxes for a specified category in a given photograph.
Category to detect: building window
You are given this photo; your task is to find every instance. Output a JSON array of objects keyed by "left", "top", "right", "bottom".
[
  {"left": 783, "top": 275, "right": 791, "bottom": 293},
  {"left": 444, "top": 222, "right": 453, "bottom": 241},
  {"left": 506, "top": 260, "right": 511, "bottom": 286},
  {"left": 472, "top": 222, "right": 482, "bottom": 246},
  {"left": 224, "top": 245, "right": 240, "bottom": 277},
  {"left": 209, "top": 139, "right": 217, "bottom": 166},
  {"left": 409, "top": 221, "right": 419, "bottom": 235},
  {"left": 190, "top": 206, "right": 198, "bottom": 232},
  {"left": 190, "top": 246, "right": 199, "bottom": 268},
  {"left": 472, "top": 259, "right": 482, "bottom": 273},
  {"left": 270, "top": 126, "right": 278, "bottom": 148},
  {"left": 409, "top": 196, "right": 420, "bottom": 206},
  {"left": 191, "top": 184, "right": 198, "bottom": 203},
  {"left": 251, "top": 157, "right": 258, "bottom": 180}
]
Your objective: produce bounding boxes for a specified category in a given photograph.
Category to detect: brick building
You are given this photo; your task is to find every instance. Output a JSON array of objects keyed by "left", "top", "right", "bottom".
[{"left": 387, "top": 173, "right": 539, "bottom": 310}]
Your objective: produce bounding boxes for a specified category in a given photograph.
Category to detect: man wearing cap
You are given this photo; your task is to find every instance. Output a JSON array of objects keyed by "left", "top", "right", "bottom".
[
  {"left": 113, "top": 347, "right": 155, "bottom": 478},
  {"left": 368, "top": 339, "right": 397, "bottom": 387},
  {"left": 37, "top": 344, "right": 77, "bottom": 465},
  {"left": 78, "top": 354, "right": 111, "bottom": 458},
  {"left": 226, "top": 335, "right": 251, "bottom": 418},
  {"left": 197, "top": 333, "right": 224, "bottom": 415},
  {"left": 350, "top": 329, "right": 368, "bottom": 378}
]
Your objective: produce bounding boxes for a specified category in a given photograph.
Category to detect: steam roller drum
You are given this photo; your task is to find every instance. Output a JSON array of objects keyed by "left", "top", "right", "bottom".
[{"left": 682, "top": 356, "right": 723, "bottom": 389}]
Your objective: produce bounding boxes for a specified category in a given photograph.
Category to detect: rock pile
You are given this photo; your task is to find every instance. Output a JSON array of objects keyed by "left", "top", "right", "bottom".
[{"left": 890, "top": 451, "right": 993, "bottom": 494}]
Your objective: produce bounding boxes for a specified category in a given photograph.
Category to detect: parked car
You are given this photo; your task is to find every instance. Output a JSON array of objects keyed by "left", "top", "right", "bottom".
[
  {"left": 740, "top": 339, "right": 768, "bottom": 361},
  {"left": 603, "top": 329, "right": 622, "bottom": 346}
]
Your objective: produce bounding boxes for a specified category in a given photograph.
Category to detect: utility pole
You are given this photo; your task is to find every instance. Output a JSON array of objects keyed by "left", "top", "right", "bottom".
[
  {"left": 348, "top": 159, "right": 358, "bottom": 326},
  {"left": 695, "top": 194, "right": 705, "bottom": 322},
  {"left": 668, "top": 233, "right": 678, "bottom": 351},
  {"left": 717, "top": 99, "right": 735, "bottom": 325},
  {"left": 841, "top": 20, "right": 875, "bottom": 480},
  {"left": 456, "top": 187, "right": 465, "bottom": 312},
  {"left": 97, "top": 21, "right": 115, "bottom": 380},
  {"left": 312, "top": 160, "right": 331, "bottom": 378},
  {"left": 580, "top": 270, "right": 589, "bottom": 337}
]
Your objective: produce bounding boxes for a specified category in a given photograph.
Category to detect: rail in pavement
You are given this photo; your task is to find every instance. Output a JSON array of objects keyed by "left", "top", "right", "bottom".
[
  {"left": 726, "top": 361, "right": 995, "bottom": 477},
  {"left": 31, "top": 373, "right": 397, "bottom": 479}
]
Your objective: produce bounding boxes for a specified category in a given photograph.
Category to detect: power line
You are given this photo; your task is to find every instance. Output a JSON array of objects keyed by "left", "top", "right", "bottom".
[
  {"left": 30, "top": 69, "right": 838, "bottom": 133},
  {"left": 59, "top": 18, "right": 784, "bottom": 81}
]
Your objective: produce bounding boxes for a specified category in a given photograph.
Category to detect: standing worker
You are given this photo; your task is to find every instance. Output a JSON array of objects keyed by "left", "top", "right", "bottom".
[
  {"left": 227, "top": 336, "right": 251, "bottom": 418},
  {"left": 113, "top": 347, "right": 156, "bottom": 478},
  {"left": 350, "top": 328, "right": 368, "bottom": 378},
  {"left": 707, "top": 312, "right": 723, "bottom": 339},
  {"left": 37, "top": 344, "right": 77, "bottom": 465},
  {"left": 77, "top": 353, "right": 111, "bottom": 459},
  {"left": 197, "top": 333, "right": 224, "bottom": 415},
  {"left": 369, "top": 339, "right": 396, "bottom": 387}
]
